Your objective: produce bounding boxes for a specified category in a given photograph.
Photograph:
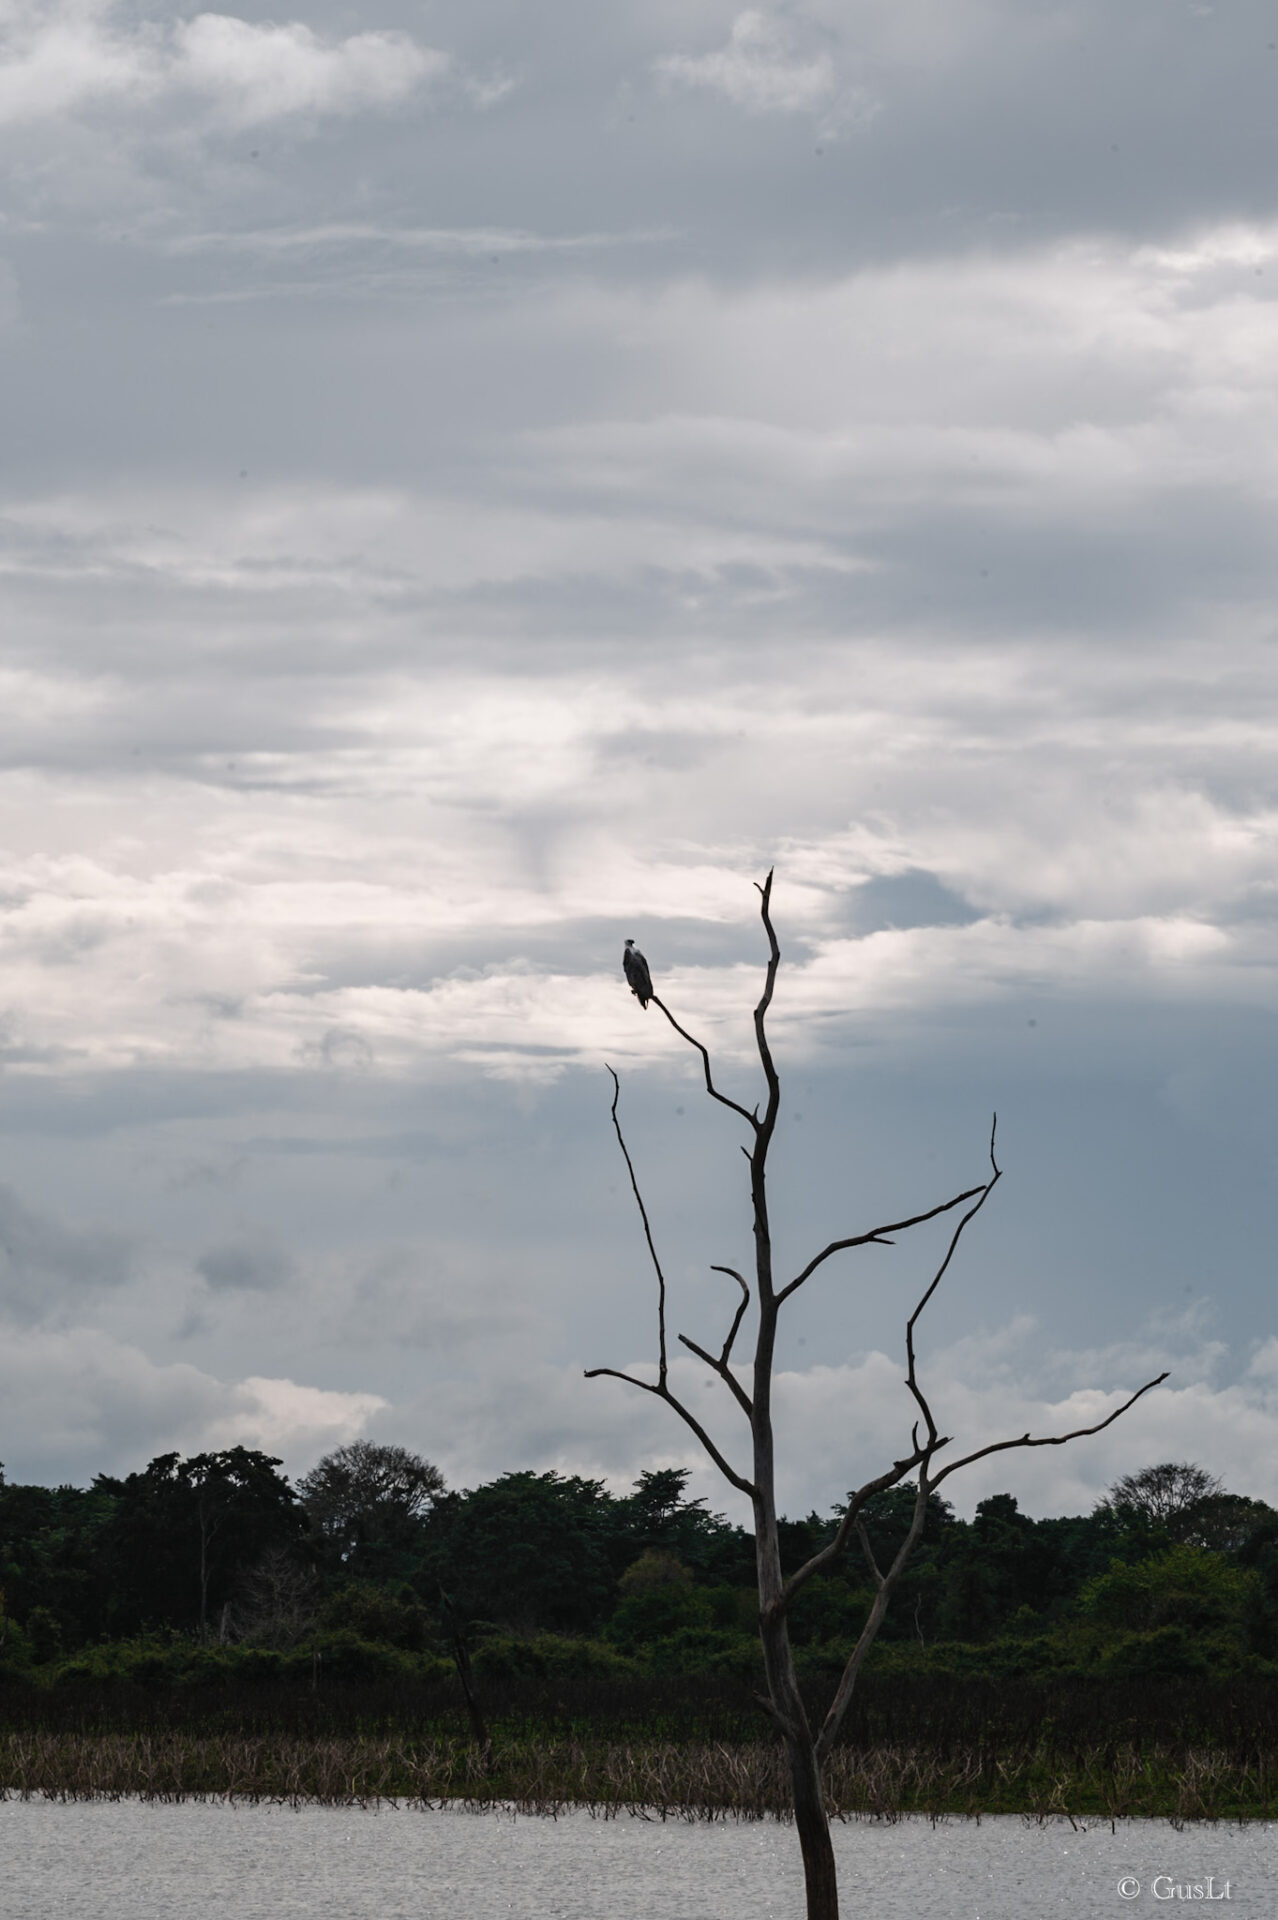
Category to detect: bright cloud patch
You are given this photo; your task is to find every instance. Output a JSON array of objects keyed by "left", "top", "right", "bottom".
[
  {"left": 656, "top": 11, "right": 837, "bottom": 116},
  {"left": 174, "top": 14, "right": 442, "bottom": 126},
  {"left": 0, "top": 2, "right": 445, "bottom": 128},
  {"left": 396, "top": 1320, "right": 1278, "bottom": 1524},
  {"left": 0, "top": 1322, "right": 386, "bottom": 1481}
]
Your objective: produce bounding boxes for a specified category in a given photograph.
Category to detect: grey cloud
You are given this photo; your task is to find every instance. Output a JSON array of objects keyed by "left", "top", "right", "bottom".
[
  {"left": 0, "top": 1322, "right": 384, "bottom": 1484},
  {"left": 849, "top": 872, "right": 982, "bottom": 935},
  {"left": 196, "top": 1238, "right": 294, "bottom": 1292},
  {"left": 0, "top": 1184, "right": 132, "bottom": 1325},
  {"left": 0, "top": 2, "right": 1271, "bottom": 265}
]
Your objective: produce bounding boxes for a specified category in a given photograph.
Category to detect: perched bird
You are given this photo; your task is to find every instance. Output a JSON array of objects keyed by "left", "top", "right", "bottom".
[{"left": 623, "top": 938, "right": 654, "bottom": 1009}]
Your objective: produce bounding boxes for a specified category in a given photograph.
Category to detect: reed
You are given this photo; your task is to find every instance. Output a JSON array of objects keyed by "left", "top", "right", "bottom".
[{"left": 1, "top": 1732, "right": 1274, "bottom": 1820}]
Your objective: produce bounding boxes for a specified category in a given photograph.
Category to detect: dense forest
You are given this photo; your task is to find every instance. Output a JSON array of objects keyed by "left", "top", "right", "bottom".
[{"left": 1, "top": 1445, "right": 1275, "bottom": 1693}]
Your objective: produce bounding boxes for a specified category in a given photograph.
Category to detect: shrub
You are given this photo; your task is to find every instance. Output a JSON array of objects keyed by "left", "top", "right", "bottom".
[
  {"left": 302, "top": 1632, "right": 417, "bottom": 1684},
  {"left": 24, "top": 1607, "right": 64, "bottom": 1666},
  {"left": 1098, "top": 1626, "right": 1211, "bottom": 1678},
  {"left": 605, "top": 1584, "right": 713, "bottom": 1653},
  {"left": 645, "top": 1627, "right": 761, "bottom": 1678},
  {"left": 319, "top": 1584, "right": 432, "bottom": 1651},
  {"left": 619, "top": 1550, "right": 692, "bottom": 1592},
  {"left": 1079, "top": 1546, "right": 1262, "bottom": 1637}
]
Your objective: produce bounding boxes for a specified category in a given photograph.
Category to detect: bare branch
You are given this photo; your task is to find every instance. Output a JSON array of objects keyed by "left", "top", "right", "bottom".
[
  {"left": 777, "top": 1184, "right": 988, "bottom": 1306},
  {"left": 710, "top": 1264, "right": 751, "bottom": 1370},
  {"left": 582, "top": 1366, "right": 657, "bottom": 1394},
  {"left": 855, "top": 1518, "right": 884, "bottom": 1591},
  {"left": 807, "top": 1359, "right": 1171, "bottom": 1765},
  {"left": 814, "top": 1480, "right": 932, "bottom": 1767},
  {"left": 649, "top": 996, "right": 758, "bottom": 1129},
  {"left": 930, "top": 1371, "right": 1171, "bottom": 1490},
  {"left": 582, "top": 1366, "right": 756, "bottom": 1496},
  {"left": 668, "top": 1261, "right": 755, "bottom": 1416},
  {"left": 677, "top": 1332, "right": 753, "bottom": 1417},
  {"left": 904, "top": 1132, "right": 1003, "bottom": 1443},
  {"left": 605, "top": 1065, "right": 669, "bottom": 1387}
]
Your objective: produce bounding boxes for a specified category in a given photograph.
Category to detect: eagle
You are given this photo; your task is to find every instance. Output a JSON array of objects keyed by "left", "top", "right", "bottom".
[{"left": 623, "top": 938, "right": 654, "bottom": 1009}]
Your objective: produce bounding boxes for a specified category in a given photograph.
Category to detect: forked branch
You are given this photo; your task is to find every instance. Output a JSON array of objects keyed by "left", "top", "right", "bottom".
[
  {"left": 781, "top": 1446, "right": 943, "bottom": 1608},
  {"left": 581, "top": 1364, "right": 756, "bottom": 1496},
  {"left": 646, "top": 869, "right": 782, "bottom": 1138},
  {"left": 679, "top": 1261, "right": 754, "bottom": 1417}
]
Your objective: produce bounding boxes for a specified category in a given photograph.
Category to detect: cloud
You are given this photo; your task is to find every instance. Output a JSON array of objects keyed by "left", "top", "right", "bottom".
[
  {"left": 763, "top": 1324, "right": 1278, "bottom": 1522},
  {"left": 0, "top": 1321, "right": 385, "bottom": 1482},
  {"left": 656, "top": 11, "right": 837, "bottom": 116},
  {"left": 0, "top": 1182, "right": 132, "bottom": 1325},
  {"left": 380, "top": 1315, "right": 1278, "bottom": 1525},
  {"left": 0, "top": 2, "right": 447, "bottom": 130},
  {"left": 196, "top": 1236, "right": 293, "bottom": 1292},
  {"left": 174, "top": 14, "right": 444, "bottom": 128},
  {"left": 162, "top": 224, "right": 670, "bottom": 262}
]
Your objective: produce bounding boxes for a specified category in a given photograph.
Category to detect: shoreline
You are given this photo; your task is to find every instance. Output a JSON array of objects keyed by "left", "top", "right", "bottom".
[{"left": 1, "top": 1731, "right": 1274, "bottom": 1821}]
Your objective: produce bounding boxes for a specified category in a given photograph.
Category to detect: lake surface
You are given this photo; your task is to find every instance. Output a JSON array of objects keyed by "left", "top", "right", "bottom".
[{"left": 0, "top": 1799, "right": 1272, "bottom": 1919}]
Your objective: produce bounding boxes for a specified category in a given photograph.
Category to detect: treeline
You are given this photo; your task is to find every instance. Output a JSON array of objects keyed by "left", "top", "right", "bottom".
[{"left": 2, "top": 1446, "right": 1277, "bottom": 1690}]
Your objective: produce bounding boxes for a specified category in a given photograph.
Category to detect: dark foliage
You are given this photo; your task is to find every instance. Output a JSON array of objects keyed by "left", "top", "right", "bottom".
[
  {"left": 91, "top": 1449, "right": 304, "bottom": 1638},
  {"left": 297, "top": 1442, "right": 444, "bottom": 1583},
  {"left": 3, "top": 1450, "right": 1278, "bottom": 1713}
]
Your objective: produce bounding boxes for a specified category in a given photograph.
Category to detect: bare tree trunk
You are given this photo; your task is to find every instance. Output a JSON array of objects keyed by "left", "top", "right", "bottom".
[
  {"left": 788, "top": 1737, "right": 839, "bottom": 1920},
  {"left": 759, "top": 1604, "right": 839, "bottom": 1916}
]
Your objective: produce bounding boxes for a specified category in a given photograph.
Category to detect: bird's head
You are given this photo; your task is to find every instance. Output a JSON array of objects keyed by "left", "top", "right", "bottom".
[{"left": 624, "top": 938, "right": 635, "bottom": 949}]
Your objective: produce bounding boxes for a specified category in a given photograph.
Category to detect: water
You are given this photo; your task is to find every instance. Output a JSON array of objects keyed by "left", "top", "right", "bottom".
[{"left": 0, "top": 1800, "right": 1272, "bottom": 1919}]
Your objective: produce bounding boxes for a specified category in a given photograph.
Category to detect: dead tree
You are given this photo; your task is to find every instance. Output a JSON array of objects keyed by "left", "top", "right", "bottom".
[{"left": 587, "top": 872, "right": 1166, "bottom": 1920}]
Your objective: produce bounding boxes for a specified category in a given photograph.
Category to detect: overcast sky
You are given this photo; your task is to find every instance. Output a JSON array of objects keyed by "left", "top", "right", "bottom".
[{"left": 1, "top": 0, "right": 1277, "bottom": 1522}]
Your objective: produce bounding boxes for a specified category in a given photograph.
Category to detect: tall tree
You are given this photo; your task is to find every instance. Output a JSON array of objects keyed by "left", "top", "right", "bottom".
[
  {"left": 298, "top": 1440, "right": 443, "bottom": 1576},
  {"left": 1102, "top": 1461, "right": 1221, "bottom": 1534},
  {"left": 590, "top": 873, "right": 1166, "bottom": 1920}
]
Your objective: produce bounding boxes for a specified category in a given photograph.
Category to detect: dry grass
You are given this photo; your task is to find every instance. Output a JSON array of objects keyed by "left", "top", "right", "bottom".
[{"left": 0, "top": 1733, "right": 1273, "bottom": 1821}]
